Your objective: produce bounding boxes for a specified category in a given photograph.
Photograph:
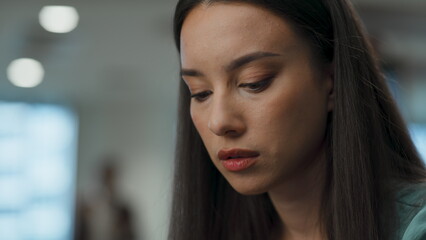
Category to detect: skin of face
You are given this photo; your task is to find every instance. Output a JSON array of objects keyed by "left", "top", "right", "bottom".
[{"left": 180, "top": 2, "right": 334, "bottom": 195}]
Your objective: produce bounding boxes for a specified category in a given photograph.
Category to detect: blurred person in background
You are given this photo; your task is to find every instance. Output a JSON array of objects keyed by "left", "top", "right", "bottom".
[
  {"left": 169, "top": 0, "right": 426, "bottom": 240},
  {"left": 75, "top": 155, "right": 136, "bottom": 240}
]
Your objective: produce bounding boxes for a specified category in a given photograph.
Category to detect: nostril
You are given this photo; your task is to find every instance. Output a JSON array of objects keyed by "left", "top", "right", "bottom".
[{"left": 225, "top": 129, "right": 237, "bottom": 135}]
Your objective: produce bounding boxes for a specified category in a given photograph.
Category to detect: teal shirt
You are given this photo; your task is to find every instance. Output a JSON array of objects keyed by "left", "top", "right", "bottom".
[{"left": 396, "top": 183, "right": 426, "bottom": 240}]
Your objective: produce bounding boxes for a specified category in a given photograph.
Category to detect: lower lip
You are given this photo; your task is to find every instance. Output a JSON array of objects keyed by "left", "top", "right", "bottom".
[{"left": 221, "top": 158, "right": 257, "bottom": 172}]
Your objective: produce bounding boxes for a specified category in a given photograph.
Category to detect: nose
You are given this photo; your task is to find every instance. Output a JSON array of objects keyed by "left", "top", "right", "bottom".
[{"left": 208, "top": 96, "right": 246, "bottom": 137}]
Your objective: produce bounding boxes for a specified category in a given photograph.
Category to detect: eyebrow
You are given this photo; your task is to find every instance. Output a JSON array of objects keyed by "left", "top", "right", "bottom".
[{"left": 180, "top": 51, "right": 281, "bottom": 77}]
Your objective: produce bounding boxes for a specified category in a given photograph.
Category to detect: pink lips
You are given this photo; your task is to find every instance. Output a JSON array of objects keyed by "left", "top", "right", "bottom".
[{"left": 218, "top": 148, "right": 259, "bottom": 172}]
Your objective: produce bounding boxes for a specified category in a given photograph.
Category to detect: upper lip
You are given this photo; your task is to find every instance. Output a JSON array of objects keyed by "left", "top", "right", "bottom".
[{"left": 218, "top": 148, "right": 260, "bottom": 160}]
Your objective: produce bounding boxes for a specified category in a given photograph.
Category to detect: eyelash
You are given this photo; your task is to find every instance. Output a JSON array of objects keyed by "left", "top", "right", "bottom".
[
  {"left": 191, "top": 91, "right": 212, "bottom": 102},
  {"left": 238, "top": 76, "right": 274, "bottom": 92},
  {"left": 190, "top": 76, "right": 274, "bottom": 102}
]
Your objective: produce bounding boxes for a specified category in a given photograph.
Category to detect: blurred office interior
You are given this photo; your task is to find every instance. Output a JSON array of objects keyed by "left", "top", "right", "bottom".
[{"left": 0, "top": 0, "right": 425, "bottom": 239}]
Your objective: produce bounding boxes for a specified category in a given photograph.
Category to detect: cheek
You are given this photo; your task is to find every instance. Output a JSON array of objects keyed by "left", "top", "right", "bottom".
[
  {"left": 191, "top": 106, "right": 211, "bottom": 142},
  {"left": 256, "top": 84, "right": 329, "bottom": 156},
  {"left": 190, "top": 107, "right": 203, "bottom": 132},
  {"left": 191, "top": 107, "right": 220, "bottom": 166}
]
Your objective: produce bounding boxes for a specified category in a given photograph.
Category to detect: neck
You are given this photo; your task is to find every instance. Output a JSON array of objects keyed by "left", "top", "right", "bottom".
[{"left": 268, "top": 145, "right": 328, "bottom": 240}]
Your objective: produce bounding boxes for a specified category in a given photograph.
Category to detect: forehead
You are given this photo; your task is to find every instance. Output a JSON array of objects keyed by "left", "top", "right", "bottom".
[{"left": 180, "top": 3, "right": 301, "bottom": 67}]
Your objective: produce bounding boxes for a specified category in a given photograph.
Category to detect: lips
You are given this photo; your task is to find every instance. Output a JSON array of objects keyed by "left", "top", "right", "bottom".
[
  {"left": 217, "top": 148, "right": 260, "bottom": 172},
  {"left": 218, "top": 148, "right": 260, "bottom": 160}
]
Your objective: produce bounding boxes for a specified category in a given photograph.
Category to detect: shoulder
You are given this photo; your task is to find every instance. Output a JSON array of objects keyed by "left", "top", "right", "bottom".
[{"left": 396, "top": 182, "right": 426, "bottom": 240}]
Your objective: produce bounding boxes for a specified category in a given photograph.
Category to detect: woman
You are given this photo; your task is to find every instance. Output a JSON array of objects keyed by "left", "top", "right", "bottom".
[{"left": 169, "top": 0, "right": 426, "bottom": 239}]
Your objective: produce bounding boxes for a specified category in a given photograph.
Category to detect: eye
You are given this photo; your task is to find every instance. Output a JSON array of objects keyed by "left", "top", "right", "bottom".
[
  {"left": 190, "top": 90, "right": 212, "bottom": 102},
  {"left": 239, "top": 77, "right": 273, "bottom": 93}
]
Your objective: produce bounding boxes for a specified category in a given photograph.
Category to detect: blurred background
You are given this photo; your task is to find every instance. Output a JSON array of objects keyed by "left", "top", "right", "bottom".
[{"left": 0, "top": 0, "right": 425, "bottom": 239}]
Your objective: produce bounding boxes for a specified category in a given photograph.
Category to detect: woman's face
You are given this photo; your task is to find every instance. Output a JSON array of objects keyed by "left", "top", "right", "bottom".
[{"left": 180, "top": 3, "right": 333, "bottom": 195}]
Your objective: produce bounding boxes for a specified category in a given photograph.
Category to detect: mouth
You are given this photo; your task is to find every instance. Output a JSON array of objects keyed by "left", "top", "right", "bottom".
[
  {"left": 217, "top": 148, "right": 260, "bottom": 172},
  {"left": 218, "top": 148, "right": 260, "bottom": 160}
]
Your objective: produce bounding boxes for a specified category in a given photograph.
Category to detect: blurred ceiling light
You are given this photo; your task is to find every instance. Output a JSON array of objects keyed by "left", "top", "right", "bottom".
[
  {"left": 7, "top": 58, "right": 45, "bottom": 88},
  {"left": 39, "top": 6, "right": 79, "bottom": 33}
]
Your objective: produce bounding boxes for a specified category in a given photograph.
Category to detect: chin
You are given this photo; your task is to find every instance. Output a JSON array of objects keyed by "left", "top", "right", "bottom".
[
  {"left": 236, "top": 189, "right": 266, "bottom": 196},
  {"left": 225, "top": 177, "right": 270, "bottom": 196}
]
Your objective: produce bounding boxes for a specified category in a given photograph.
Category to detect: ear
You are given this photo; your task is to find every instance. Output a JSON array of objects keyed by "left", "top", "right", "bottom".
[{"left": 325, "top": 62, "right": 334, "bottom": 112}]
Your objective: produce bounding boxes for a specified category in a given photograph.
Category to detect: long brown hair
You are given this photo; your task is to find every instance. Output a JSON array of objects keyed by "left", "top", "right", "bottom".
[{"left": 169, "top": 0, "right": 426, "bottom": 239}]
